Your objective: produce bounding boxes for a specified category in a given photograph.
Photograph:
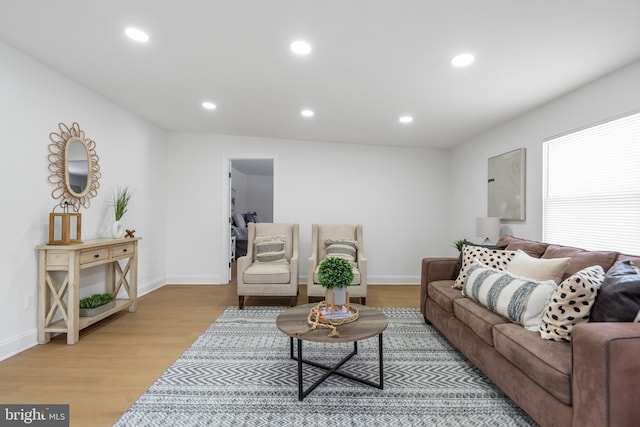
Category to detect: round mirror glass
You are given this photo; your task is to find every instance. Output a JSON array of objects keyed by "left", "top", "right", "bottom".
[{"left": 65, "top": 137, "right": 90, "bottom": 196}]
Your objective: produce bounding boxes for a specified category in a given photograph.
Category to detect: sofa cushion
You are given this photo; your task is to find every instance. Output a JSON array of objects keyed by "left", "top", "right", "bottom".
[
  {"left": 454, "top": 297, "right": 510, "bottom": 346},
  {"left": 540, "top": 265, "right": 605, "bottom": 342},
  {"left": 493, "top": 323, "right": 572, "bottom": 405},
  {"left": 497, "top": 235, "right": 549, "bottom": 258},
  {"left": 243, "top": 262, "right": 290, "bottom": 284},
  {"left": 427, "top": 280, "right": 464, "bottom": 315},
  {"left": 462, "top": 260, "right": 557, "bottom": 331},
  {"left": 590, "top": 260, "right": 640, "bottom": 322},
  {"left": 454, "top": 244, "right": 515, "bottom": 288},
  {"left": 541, "top": 244, "right": 618, "bottom": 280},
  {"left": 507, "top": 249, "right": 570, "bottom": 284}
]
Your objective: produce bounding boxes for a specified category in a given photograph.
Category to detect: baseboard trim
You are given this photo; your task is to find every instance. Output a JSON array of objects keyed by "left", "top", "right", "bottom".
[
  {"left": 0, "top": 328, "right": 37, "bottom": 362},
  {"left": 299, "top": 274, "right": 419, "bottom": 285}
]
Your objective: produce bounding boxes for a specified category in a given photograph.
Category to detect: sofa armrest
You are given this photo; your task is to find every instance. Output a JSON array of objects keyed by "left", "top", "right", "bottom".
[
  {"left": 419, "top": 257, "right": 457, "bottom": 317},
  {"left": 572, "top": 322, "right": 640, "bottom": 427}
]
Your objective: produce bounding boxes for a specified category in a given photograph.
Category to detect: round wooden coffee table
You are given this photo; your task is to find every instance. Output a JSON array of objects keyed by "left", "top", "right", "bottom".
[{"left": 276, "top": 303, "right": 388, "bottom": 400}]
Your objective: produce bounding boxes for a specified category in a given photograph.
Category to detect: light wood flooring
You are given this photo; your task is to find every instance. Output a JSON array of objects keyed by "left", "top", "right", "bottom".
[{"left": 0, "top": 272, "right": 419, "bottom": 427}]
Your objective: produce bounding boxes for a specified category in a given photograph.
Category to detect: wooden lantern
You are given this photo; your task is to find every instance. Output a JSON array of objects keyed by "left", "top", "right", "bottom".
[{"left": 48, "top": 207, "right": 82, "bottom": 245}]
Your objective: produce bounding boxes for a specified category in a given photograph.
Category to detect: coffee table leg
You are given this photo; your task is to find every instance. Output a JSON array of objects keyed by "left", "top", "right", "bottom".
[
  {"left": 291, "top": 333, "right": 384, "bottom": 401},
  {"left": 297, "top": 338, "right": 303, "bottom": 401},
  {"left": 378, "top": 332, "right": 384, "bottom": 389}
]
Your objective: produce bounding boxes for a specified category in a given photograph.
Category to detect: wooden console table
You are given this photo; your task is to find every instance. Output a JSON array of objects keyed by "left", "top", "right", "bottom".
[{"left": 37, "top": 237, "right": 141, "bottom": 345}]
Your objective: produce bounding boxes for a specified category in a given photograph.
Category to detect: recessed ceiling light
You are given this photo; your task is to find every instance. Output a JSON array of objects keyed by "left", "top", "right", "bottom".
[
  {"left": 202, "top": 101, "right": 216, "bottom": 110},
  {"left": 399, "top": 116, "right": 413, "bottom": 124},
  {"left": 125, "top": 27, "right": 149, "bottom": 43},
  {"left": 290, "top": 40, "right": 311, "bottom": 55},
  {"left": 301, "top": 109, "right": 314, "bottom": 117},
  {"left": 451, "top": 53, "right": 475, "bottom": 67}
]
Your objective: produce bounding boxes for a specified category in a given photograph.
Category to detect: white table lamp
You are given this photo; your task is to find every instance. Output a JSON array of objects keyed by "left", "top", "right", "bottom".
[{"left": 476, "top": 217, "right": 501, "bottom": 244}]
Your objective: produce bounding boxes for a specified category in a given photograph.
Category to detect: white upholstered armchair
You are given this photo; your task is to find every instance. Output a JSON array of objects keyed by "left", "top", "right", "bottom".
[
  {"left": 306, "top": 224, "right": 367, "bottom": 304},
  {"left": 237, "top": 223, "right": 299, "bottom": 309}
]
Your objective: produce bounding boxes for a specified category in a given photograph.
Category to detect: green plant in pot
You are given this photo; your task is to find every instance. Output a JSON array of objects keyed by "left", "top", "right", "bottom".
[
  {"left": 317, "top": 257, "right": 355, "bottom": 313},
  {"left": 79, "top": 293, "right": 115, "bottom": 317},
  {"left": 111, "top": 186, "right": 132, "bottom": 238}
]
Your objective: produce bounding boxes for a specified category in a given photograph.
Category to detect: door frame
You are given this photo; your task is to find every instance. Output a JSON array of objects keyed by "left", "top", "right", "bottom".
[{"left": 221, "top": 155, "right": 277, "bottom": 283}]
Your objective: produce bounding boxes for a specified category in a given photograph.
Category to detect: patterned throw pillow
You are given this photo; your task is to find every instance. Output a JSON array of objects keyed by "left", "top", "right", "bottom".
[
  {"left": 325, "top": 239, "right": 358, "bottom": 263},
  {"left": 454, "top": 244, "right": 516, "bottom": 289},
  {"left": 462, "top": 260, "right": 557, "bottom": 331},
  {"left": 254, "top": 235, "right": 287, "bottom": 263},
  {"left": 539, "top": 265, "right": 605, "bottom": 342}
]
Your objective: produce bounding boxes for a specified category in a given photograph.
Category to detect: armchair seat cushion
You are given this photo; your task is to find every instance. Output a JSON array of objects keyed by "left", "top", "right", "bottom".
[
  {"left": 244, "top": 262, "right": 291, "bottom": 284},
  {"left": 313, "top": 265, "right": 361, "bottom": 285}
]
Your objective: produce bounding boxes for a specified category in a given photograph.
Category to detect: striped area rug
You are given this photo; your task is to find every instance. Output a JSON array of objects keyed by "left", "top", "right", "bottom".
[{"left": 115, "top": 306, "right": 536, "bottom": 426}]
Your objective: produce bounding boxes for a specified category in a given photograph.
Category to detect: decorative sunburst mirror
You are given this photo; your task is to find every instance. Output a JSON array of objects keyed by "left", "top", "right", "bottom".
[{"left": 48, "top": 122, "right": 101, "bottom": 209}]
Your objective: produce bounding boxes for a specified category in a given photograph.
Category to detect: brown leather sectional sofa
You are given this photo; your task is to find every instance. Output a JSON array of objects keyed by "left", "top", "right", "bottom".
[{"left": 420, "top": 235, "right": 640, "bottom": 427}]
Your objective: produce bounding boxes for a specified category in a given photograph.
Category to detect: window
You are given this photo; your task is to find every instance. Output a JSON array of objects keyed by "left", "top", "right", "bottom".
[{"left": 542, "top": 110, "right": 640, "bottom": 254}]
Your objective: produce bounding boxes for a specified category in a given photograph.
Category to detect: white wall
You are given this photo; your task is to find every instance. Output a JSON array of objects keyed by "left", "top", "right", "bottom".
[
  {"left": 0, "top": 41, "right": 168, "bottom": 360},
  {"left": 165, "top": 133, "right": 453, "bottom": 285},
  {"left": 451, "top": 59, "right": 640, "bottom": 244}
]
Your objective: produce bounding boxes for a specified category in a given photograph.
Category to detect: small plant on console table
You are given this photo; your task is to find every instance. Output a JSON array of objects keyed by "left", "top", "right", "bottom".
[
  {"left": 79, "top": 293, "right": 115, "bottom": 317},
  {"left": 110, "top": 186, "right": 132, "bottom": 238}
]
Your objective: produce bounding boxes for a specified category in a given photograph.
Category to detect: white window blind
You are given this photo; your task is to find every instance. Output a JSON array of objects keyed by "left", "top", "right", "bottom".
[{"left": 542, "top": 111, "right": 640, "bottom": 254}]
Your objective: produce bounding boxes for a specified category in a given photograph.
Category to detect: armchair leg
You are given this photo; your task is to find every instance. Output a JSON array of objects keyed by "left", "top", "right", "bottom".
[
  {"left": 239, "top": 296, "right": 245, "bottom": 310},
  {"left": 360, "top": 297, "right": 366, "bottom": 305},
  {"left": 289, "top": 296, "right": 297, "bottom": 307}
]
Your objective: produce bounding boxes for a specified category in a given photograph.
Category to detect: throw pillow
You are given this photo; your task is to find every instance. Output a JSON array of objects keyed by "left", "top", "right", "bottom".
[
  {"left": 590, "top": 260, "right": 640, "bottom": 322},
  {"left": 462, "top": 260, "right": 557, "bottom": 331},
  {"left": 325, "top": 239, "right": 358, "bottom": 263},
  {"left": 507, "top": 249, "right": 571, "bottom": 284},
  {"left": 243, "top": 212, "right": 257, "bottom": 223},
  {"left": 454, "top": 244, "right": 516, "bottom": 289},
  {"left": 539, "top": 265, "right": 605, "bottom": 342},
  {"left": 254, "top": 235, "right": 287, "bottom": 263},
  {"left": 455, "top": 239, "right": 508, "bottom": 277}
]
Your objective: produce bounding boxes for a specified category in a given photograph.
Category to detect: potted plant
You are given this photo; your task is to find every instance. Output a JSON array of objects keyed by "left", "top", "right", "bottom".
[
  {"left": 79, "top": 293, "right": 115, "bottom": 317},
  {"left": 111, "top": 186, "right": 132, "bottom": 238},
  {"left": 317, "top": 257, "right": 355, "bottom": 313}
]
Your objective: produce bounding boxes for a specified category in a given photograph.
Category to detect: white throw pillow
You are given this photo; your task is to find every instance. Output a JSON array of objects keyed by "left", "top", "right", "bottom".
[
  {"left": 507, "top": 249, "right": 570, "bottom": 284},
  {"left": 463, "top": 260, "right": 557, "bottom": 331}
]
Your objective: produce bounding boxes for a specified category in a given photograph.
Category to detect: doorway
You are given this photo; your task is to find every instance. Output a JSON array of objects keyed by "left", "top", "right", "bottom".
[{"left": 225, "top": 158, "right": 275, "bottom": 282}]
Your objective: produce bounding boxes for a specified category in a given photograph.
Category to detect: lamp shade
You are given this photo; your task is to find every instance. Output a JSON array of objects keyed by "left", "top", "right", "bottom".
[{"left": 476, "top": 217, "right": 500, "bottom": 244}]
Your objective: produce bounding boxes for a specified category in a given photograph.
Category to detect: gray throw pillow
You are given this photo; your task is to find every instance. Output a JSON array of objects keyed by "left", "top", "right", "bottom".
[{"left": 590, "top": 260, "right": 640, "bottom": 322}]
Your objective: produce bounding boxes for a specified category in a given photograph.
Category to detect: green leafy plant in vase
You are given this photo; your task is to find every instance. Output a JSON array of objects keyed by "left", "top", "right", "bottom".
[
  {"left": 111, "top": 186, "right": 132, "bottom": 238},
  {"left": 317, "top": 257, "right": 355, "bottom": 314}
]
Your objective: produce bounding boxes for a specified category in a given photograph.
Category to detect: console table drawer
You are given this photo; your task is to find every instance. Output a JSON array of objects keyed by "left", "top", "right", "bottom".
[
  {"left": 111, "top": 243, "right": 135, "bottom": 258},
  {"left": 80, "top": 248, "right": 110, "bottom": 265}
]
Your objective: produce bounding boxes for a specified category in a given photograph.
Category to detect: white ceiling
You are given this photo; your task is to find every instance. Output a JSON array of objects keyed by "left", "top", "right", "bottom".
[{"left": 2, "top": 1, "right": 640, "bottom": 149}]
